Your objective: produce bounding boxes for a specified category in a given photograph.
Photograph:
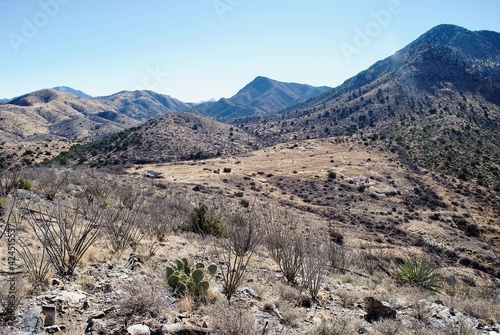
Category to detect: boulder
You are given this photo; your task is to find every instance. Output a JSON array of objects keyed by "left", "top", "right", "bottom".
[
  {"left": 127, "top": 324, "right": 150, "bottom": 335},
  {"left": 364, "top": 297, "right": 397, "bottom": 322}
]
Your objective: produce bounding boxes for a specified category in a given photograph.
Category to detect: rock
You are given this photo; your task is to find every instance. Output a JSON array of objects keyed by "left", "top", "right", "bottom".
[
  {"left": 16, "top": 307, "right": 43, "bottom": 333},
  {"left": 298, "top": 293, "right": 313, "bottom": 308},
  {"left": 364, "top": 297, "right": 397, "bottom": 322},
  {"left": 238, "top": 286, "right": 260, "bottom": 300},
  {"left": 44, "top": 325, "right": 66, "bottom": 334},
  {"left": 127, "top": 324, "right": 150, "bottom": 335},
  {"left": 41, "top": 305, "right": 56, "bottom": 327},
  {"left": 90, "top": 310, "right": 106, "bottom": 319}
]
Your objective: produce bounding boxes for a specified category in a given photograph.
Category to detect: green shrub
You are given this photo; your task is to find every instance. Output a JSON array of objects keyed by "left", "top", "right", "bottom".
[
  {"left": 240, "top": 199, "right": 250, "bottom": 208},
  {"left": 328, "top": 171, "right": 337, "bottom": 179},
  {"left": 223, "top": 167, "right": 232, "bottom": 173},
  {"left": 394, "top": 258, "right": 442, "bottom": 292},
  {"left": 17, "top": 178, "right": 32, "bottom": 191},
  {"left": 181, "top": 203, "right": 226, "bottom": 237}
]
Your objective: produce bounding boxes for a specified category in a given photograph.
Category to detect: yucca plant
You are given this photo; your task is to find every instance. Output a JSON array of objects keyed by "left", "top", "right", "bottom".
[{"left": 394, "top": 258, "right": 442, "bottom": 292}]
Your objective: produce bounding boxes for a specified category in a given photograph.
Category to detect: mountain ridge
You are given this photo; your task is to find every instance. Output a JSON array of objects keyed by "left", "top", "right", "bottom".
[{"left": 197, "top": 76, "right": 331, "bottom": 119}]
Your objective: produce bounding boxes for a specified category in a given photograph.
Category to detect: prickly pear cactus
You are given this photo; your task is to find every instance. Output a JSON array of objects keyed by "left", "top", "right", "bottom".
[{"left": 165, "top": 258, "right": 217, "bottom": 297}]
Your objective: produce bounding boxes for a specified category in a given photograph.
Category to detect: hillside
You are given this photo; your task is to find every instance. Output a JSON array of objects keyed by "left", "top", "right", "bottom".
[
  {"left": 95, "top": 90, "right": 197, "bottom": 120},
  {"left": 52, "top": 112, "right": 260, "bottom": 167},
  {"left": 0, "top": 89, "right": 139, "bottom": 142},
  {"left": 197, "top": 76, "right": 330, "bottom": 119},
  {"left": 239, "top": 25, "right": 500, "bottom": 211}
]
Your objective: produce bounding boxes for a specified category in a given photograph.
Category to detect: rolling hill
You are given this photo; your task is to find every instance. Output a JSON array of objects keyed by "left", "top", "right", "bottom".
[
  {"left": 94, "top": 90, "right": 197, "bottom": 120},
  {"left": 52, "top": 112, "right": 259, "bottom": 167},
  {"left": 0, "top": 88, "right": 139, "bottom": 142}
]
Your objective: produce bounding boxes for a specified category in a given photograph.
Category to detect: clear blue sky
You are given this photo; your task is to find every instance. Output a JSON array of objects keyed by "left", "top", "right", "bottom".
[{"left": 1, "top": 0, "right": 499, "bottom": 102}]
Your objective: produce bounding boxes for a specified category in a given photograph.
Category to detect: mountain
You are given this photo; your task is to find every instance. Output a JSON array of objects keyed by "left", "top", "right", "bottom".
[
  {"left": 197, "top": 76, "right": 331, "bottom": 119},
  {"left": 53, "top": 86, "right": 92, "bottom": 99},
  {"left": 95, "top": 90, "right": 197, "bottom": 120},
  {"left": 52, "top": 112, "right": 259, "bottom": 166},
  {"left": 0, "top": 98, "right": 10, "bottom": 103},
  {"left": 241, "top": 24, "right": 500, "bottom": 206},
  {"left": 0, "top": 89, "right": 140, "bottom": 142}
]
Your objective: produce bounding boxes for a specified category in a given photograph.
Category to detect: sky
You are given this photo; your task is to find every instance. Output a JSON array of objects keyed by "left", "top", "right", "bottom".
[{"left": 1, "top": 0, "right": 500, "bottom": 102}]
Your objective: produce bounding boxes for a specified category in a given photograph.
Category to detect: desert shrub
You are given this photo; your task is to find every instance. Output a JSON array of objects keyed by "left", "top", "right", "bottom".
[
  {"left": 263, "top": 208, "right": 305, "bottom": 283},
  {"left": 16, "top": 178, "right": 31, "bottom": 191},
  {"left": 102, "top": 193, "right": 149, "bottom": 253},
  {"left": 216, "top": 211, "right": 262, "bottom": 303},
  {"left": 29, "top": 167, "right": 69, "bottom": 200},
  {"left": 336, "top": 287, "right": 360, "bottom": 308},
  {"left": 240, "top": 199, "right": 250, "bottom": 208},
  {"left": 328, "top": 171, "right": 337, "bottom": 179},
  {"left": 22, "top": 200, "right": 103, "bottom": 276},
  {"left": 181, "top": 203, "right": 226, "bottom": 237},
  {"left": 206, "top": 299, "right": 258, "bottom": 335},
  {"left": 0, "top": 168, "right": 20, "bottom": 196},
  {"left": 353, "top": 245, "right": 393, "bottom": 276},
  {"left": 306, "top": 315, "right": 355, "bottom": 335},
  {"left": 372, "top": 318, "right": 403, "bottom": 335},
  {"left": 394, "top": 258, "right": 442, "bottom": 292},
  {"left": 223, "top": 167, "right": 232, "bottom": 173},
  {"left": 453, "top": 217, "right": 481, "bottom": 237},
  {"left": 118, "top": 276, "right": 167, "bottom": 317},
  {"left": 301, "top": 233, "right": 327, "bottom": 300},
  {"left": 277, "top": 282, "right": 300, "bottom": 301}
]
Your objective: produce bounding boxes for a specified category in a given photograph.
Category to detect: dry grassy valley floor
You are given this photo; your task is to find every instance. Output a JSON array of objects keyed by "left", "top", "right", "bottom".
[{"left": 0, "top": 138, "right": 498, "bottom": 334}]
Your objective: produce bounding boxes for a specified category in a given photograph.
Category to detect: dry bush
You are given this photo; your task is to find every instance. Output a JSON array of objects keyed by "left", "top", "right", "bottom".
[
  {"left": 102, "top": 189, "right": 150, "bottom": 253},
  {"left": 328, "top": 238, "right": 351, "bottom": 274},
  {"left": 216, "top": 209, "right": 263, "bottom": 303},
  {"left": 277, "top": 282, "right": 301, "bottom": 302},
  {"left": 409, "top": 300, "right": 432, "bottom": 325},
  {"left": 277, "top": 301, "right": 302, "bottom": 327},
  {"left": 206, "top": 299, "right": 258, "bottom": 335},
  {"left": 0, "top": 168, "right": 20, "bottom": 196},
  {"left": 143, "top": 197, "right": 176, "bottom": 241},
  {"left": 371, "top": 318, "right": 403, "bottom": 335},
  {"left": 118, "top": 276, "right": 168, "bottom": 317},
  {"left": 306, "top": 315, "right": 357, "bottom": 335},
  {"left": 263, "top": 208, "right": 305, "bottom": 283},
  {"left": 353, "top": 245, "right": 394, "bottom": 276},
  {"left": 301, "top": 233, "right": 328, "bottom": 300},
  {"left": 22, "top": 199, "right": 103, "bottom": 276},
  {"left": 336, "top": 288, "right": 360, "bottom": 308},
  {"left": 16, "top": 238, "right": 52, "bottom": 292},
  {"left": 448, "top": 286, "right": 500, "bottom": 325},
  {"left": 28, "top": 167, "right": 69, "bottom": 200}
]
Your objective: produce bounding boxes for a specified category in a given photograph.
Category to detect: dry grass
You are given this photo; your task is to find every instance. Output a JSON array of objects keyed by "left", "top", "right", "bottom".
[
  {"left": 205, "top": 299, "right": 258, "bottom": 335},
  {"left": 117, "top": 276, "right": 168, "bottom": 317}
]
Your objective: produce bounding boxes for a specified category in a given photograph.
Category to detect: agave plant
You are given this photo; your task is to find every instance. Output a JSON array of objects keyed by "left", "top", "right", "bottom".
[{"left": 394, "top": 258, "right": 442, "bottom": 292}]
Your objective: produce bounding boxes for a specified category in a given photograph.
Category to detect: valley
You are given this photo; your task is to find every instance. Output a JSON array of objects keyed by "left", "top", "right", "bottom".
[{"left": 0, "top": 23, "right": 499, "bottom": 334}]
